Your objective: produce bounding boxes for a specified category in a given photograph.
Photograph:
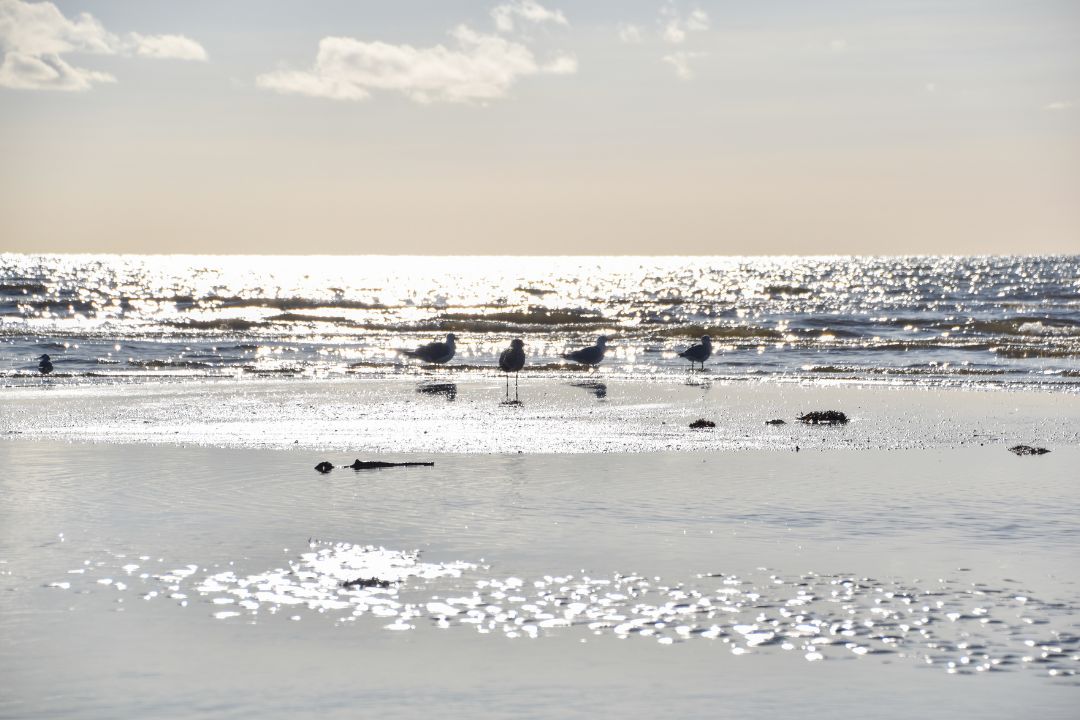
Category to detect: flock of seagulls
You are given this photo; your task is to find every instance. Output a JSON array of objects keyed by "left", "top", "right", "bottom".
[
  {"left": 398, "top": 333, "right": 714, "bottom": 388},
  {"left": 29, "top": 335, "right": 714, "bottom": 385}
]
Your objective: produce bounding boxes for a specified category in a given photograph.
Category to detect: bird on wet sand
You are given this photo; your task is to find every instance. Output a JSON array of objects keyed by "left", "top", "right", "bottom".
[
  {"left": 678, "top": 335, "right": 712, "bottom": 371},
  {"left": 399, "top": 333, "right": 457, "bottom": 364},
  {"left": 499, "top": 338, "right": 526, "bottom": 394},
  {"left": 37, "top": 354, "right": 53, "bottom": 375},
  {"left": 562, "top": 335, "right": 609, "bottom": 367}
]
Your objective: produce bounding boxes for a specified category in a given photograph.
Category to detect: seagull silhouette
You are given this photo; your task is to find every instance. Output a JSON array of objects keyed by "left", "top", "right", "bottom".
[
  {"left": 400, "top": 333, "right": 457, "bottom": 364},
  {"left": 678, "top": 335, "right": 712, "bottom": 371},
  {"left": 499, "top": 338, "right": 526, "bottom": 393},
  {"left": 37, "top": 354, "right": 53, "bottom": 375},
  {"left": 562, "top": 336, "right": 609, "bottom": 367}
]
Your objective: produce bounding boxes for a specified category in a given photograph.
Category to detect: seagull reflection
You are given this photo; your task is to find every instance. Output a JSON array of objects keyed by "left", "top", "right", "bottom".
[
  {"left": 416, "top": 382, "right": 457, "bottom": 401},
  {"left": 684, "top": 374, "right": 711, "bottom": 389},
  {"left": 570, "top": 381, "right": 607, "bottom": 399}
]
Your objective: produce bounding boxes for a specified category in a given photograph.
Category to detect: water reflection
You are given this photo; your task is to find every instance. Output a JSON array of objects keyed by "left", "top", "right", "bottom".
[
  {"left": 570, "top": 381, "right": 607, "bottom": 399},
  {"left": 684, "top": 375, "right": 711, "bottom": 389},
  {"left": 416, "top": 382, "right": 457, "bottom": 401}
]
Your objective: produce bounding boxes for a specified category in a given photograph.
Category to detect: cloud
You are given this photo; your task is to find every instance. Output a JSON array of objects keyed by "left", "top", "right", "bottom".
[
  {"left": 0, "top": 0, "right": 207, "bottom": 91},
  {"left": 257, "top": 10, "right": 575, "bottom": 104},
  {"left": 491, "top": 1, "right": 567, "bottom": 33},
  {"left": 1044, "top": 100, "right": 1075, "bottom": 111},
  {"left": 0, "top": 50, "right": 113, "bottom": 90},
  {"left": 662, "top": 50, "right": 705, "bottom": 80},
  {"left": 661, "top": 3, "right": 709, "bottom": 45},
  {"left": 128, "top": 32, "right": 208, "bottom": 61},
  {"left": 617, "top": 23, "right": 643, "bottom": 44}
]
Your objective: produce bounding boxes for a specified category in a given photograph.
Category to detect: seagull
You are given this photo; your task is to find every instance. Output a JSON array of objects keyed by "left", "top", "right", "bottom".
[
  {"left": 399, "top": 333, "right": 457, "bottom": 364},
  {"left": 562, "top": 335, "right": 609, "bottom": 367},
  {"left": 37, "top": 354, "right": 53, "bottom": 375},
  {"left": 678, "top": 335, "right": 712, "bottom": 371},
  {"left": 498, "top": 338, "right": 526, "bottom": 393}
]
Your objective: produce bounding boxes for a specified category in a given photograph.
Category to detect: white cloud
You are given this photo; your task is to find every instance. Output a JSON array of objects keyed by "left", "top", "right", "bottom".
[
  {"left": 128, "top": 32, "right": 208, "bottom": 62},
  {"left": 1044, "top": 100, "right": 1075, "bottom": 111},
  {"left": 685, "top": 9, "right": 709, "bottom": 31},
  {"left": 258, "top": 14, "right": 575, "bottom": 104},
  {"left": 662, "top": 50, "right": 705, "bottom": 80},
  {"left": 491, "top": 1, "right": 568, "bottom": 33},
  {"left": 617, "top": 23, "right": 643, "bottom": 44},
  {"left": 0, "top": 50, "right": 113, "bottom": 90},
  {"left": 661, "top": 3, "right": 709, "bottom": 45},
  {"left": 0, "top": 0, "right": 207, "bottom": 91}
]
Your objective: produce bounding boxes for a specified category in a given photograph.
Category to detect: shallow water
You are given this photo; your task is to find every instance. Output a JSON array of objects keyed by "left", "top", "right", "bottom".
[
  {"left": 2, "top": 254, "right": 1078, "bottom": 388},
  {"left": 1, "top": 441, "right": 1077, "bottom": 719}
]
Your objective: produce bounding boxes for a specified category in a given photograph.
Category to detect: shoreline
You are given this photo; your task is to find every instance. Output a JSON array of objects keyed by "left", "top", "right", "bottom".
[{"left": 3, "top": 376, "right": 1078, "bottom": 453}]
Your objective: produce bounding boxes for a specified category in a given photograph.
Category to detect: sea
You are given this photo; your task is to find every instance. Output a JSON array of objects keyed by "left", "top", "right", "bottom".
[{"left": 1, "top": 254, "right": 1078, "bottom": 388}]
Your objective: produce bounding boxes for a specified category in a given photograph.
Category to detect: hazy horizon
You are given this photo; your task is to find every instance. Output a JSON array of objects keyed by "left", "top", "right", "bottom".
[{"left": 2, "top": 0, "right": 1078, "bottom": 256}]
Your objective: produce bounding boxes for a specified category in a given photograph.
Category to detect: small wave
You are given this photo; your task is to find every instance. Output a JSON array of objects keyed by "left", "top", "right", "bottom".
[
  {"left": 991, "top": 346, "right": 1080, "bottom": 359},
  {"left": 960, "top": 317, "right": 1080, "bottom": 337},
  {"left": 127, "top": 359, "right": 215, "bottom": 369},
  {"left": 650, "top": 325, "right": 782, "bottom": 340},
  {"left": 241, "top": 365, "right": 304, "bottom": 375},
  {"left": 202, "top": 296, "right": 385, "bottom": 311},
  {"left": 165, "top": 319, "right": 265, "bottom": 332},
  {"left": 803, "top": 365, "right": 1009, "bottom": 377},
  {"left": 764, "top": 284, "right": 811, "bottom": 296},
  {"left": 12, "top": 299, "right": 100, "bottom": 314},
  {"left": 266, "top": 312, "right": 358, "bottom": 326},
  {"left": 440, "top": 308, "right": 605, "bottom": 326},
  {"left": 0, "top": 282, "right": 48, "bottom": 295}
]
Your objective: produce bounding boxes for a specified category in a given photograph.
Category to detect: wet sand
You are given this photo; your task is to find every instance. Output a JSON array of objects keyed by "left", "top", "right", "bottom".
[
  {"left": 1, "top": 435, "right": 1078, "bottom": 719},
  {"left": 3, "top": 377, "right": 1078, "bottom": 451}
]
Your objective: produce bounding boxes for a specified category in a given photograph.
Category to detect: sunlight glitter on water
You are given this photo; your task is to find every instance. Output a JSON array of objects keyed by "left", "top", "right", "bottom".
[
  {"left": 2, "top": 254, "right": 1077, "bottom": 387},
  {"left": 49, "top": 541, "right": 1080, "bottom": 679}
]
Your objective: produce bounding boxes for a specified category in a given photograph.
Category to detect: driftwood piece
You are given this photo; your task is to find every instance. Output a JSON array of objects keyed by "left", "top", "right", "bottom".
[{"left": 348, "top": 459, "right": 435, "bottom": 470}]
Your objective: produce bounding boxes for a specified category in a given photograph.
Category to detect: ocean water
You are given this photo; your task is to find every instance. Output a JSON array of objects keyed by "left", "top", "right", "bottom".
[
  {"left": 2, "top": 254, "right": 1077, "bottom": 388},
  {"left": 1, "top": 441, "right": 1078, "bottom": 719}
]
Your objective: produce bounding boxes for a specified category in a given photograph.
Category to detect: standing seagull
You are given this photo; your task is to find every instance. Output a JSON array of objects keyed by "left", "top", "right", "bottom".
[
  {"left": 562, "top": 335, "right": 609, "bottom": 367},
  {"left": 399, "top": 333, "right": 457, "bottom": 364},
  {"left": 678, "top": 335, "right": 712, "bottom": 371},
  {"left": 37, "top": 354, "right": 53, "bottom": 375},
  {"left": 498, "top": 338, "right": 526, "bottom": 395}
]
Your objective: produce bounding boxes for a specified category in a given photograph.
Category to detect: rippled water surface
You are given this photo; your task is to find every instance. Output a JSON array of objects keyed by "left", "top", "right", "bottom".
[
  {"left": 2, "top": 254, "right": 1077, "bottom": 387},
  {"left": 1, "top": 442, "right": 1078, "bottom": 719}
]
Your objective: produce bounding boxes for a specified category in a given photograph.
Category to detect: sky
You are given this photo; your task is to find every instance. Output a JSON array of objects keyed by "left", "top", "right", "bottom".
[{"left": 0, "top": 0, "right": 1078, "bottom": 256}]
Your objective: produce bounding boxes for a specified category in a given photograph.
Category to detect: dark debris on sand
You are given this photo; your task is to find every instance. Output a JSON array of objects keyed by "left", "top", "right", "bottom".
[
  {"left": 765, "top": 419, "right": 786, "bottom": 425},
  {"left": 341, "top": 577, "right": 394, "bottom": 589},
  {"left": 1008, "top": 445, "right": 1051, "bottom": 456},
  {"left": 348, "top": 459, "right": 435, "bottom": 470},
  {"left": 798, "top": 410, "right": 849, "bottom": 425},
  {"left": 689, "top": 418, "right": 716, "bottom": 429}
]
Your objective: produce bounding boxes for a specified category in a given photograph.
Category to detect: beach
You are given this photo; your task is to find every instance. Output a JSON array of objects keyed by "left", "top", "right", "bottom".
[
  {"left": 2, "top": 378, "right": 1078, "bottom": 719},
  {"left": 2, "top": 253, "right": 1078, "bottom": 717},
  {"left": 3, "top": 0, "right": 1079, "bottom": 711}
]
